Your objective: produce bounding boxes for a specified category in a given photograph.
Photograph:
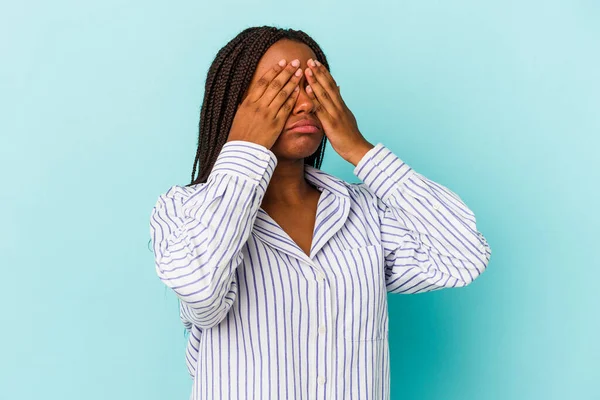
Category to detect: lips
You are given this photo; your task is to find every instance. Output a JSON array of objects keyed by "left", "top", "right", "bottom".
[
  {"left": 287, "top": 125, "right": 321, "bottom": 133},
  {"left": 286, "top": 118, "right": 321, "bottom": 132}
]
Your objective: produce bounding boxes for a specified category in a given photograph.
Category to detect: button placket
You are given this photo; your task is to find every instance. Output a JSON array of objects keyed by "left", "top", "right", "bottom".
[
  {"left": 313, "top": 262, "right": 331, "bottom": 397},
  {"left": 316, "top": 271, "right": 325, "bottom": 283},
  {"left": 318, "top": 324, "right": 326, "bottom": 335}
]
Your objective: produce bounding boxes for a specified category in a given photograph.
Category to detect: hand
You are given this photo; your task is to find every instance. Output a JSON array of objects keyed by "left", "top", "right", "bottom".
[
  {"left": 227, "top": 58, "right": 303, "bottom": 149},
  {"left": 303, "top": 58, "right": 374, "bottom": 165}
]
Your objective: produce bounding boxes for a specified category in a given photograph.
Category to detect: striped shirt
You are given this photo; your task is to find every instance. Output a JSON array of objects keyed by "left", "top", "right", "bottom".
[{"left": 149, "top": 140, "right": 492, "bottom": 400}]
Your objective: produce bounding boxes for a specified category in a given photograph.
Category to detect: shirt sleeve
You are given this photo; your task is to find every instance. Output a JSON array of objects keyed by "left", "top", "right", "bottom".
[
  {"left": 149, "top": 140, "right": 278, "bottom": 328},
  {"left": 353, "top": 142, "right": 492, "bottom": 294}
]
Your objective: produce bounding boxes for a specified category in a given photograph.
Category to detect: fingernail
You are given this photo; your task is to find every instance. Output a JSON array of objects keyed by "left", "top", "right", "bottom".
[
  {"left": 295, "top": 68, "right": 302, "bottom": 77},
  {"left": 291, "top": 59, "right": 300, "bottom": 67},
  {"left": 306, "top": 68, "right": 313, "bottom": 76},
  {"left": 308, "top": 59, "right": 315, "bottom": 67},
  {"left": 306, "top": 85, "right": 312, "bottom": 93},
  {"left": 278, "top": 59, "right": 286, "bottom": 67},
  {"left": 314, "top": 59, "right": 321, "bottom": 66}
]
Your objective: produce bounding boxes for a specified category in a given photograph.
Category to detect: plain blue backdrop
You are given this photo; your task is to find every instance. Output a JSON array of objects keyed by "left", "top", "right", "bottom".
[{"left": 1, "top": 0, "right": 598, "bottom": 399}]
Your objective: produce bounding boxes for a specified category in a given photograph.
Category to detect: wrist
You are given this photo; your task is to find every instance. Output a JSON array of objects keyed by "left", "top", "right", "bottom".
[{"left": 346, "top": 141, "right": 375, "bottom": 167}]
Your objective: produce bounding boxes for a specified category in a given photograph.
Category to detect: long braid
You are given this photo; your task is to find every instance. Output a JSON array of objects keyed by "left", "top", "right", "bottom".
[
  {"left": 191, "top": 31, "right": 249, "bottom": 183},
  {"left": 187, "top": 25, "right": 332, "bottom": 187}
]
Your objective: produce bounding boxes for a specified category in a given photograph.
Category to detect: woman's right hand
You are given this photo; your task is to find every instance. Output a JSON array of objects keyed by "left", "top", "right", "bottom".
[{"left": 226, "top": 58, "right": 303, "bottom": 149}]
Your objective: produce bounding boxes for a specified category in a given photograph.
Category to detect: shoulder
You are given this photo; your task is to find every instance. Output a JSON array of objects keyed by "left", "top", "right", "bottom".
[
  {"left": 343, "top": 180, "right": 381, "bottom": 213},
  {"left": 151, "top": 182, "right": 209, "bottom": 216},
  {"left": 345, "top": 180, "right": 374, "bottom": 198}
]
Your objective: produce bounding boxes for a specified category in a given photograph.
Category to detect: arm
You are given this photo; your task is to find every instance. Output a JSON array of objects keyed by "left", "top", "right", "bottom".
[
  {"left": 353, "top": 143, "right": 492, "bottom": 294},
  {"left": 149, "top": 140, "right": 278, "bottom": 328}
]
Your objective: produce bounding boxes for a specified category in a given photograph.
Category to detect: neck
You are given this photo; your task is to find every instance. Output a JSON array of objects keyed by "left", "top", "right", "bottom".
[{"left": 262, "top": 159, "right": 317, "bottom": 207}]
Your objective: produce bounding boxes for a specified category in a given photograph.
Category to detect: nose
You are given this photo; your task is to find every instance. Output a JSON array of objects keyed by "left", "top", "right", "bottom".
[{"left": 292, "top": 80, "right": 316, "bottom": 114}]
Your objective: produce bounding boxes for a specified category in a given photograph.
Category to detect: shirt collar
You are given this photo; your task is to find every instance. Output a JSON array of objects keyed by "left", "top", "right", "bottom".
[
  {"left": 252, "top": 164, "right": 351, "bottom": 267},
  {"left": 304, "top": 164, "right": 351, "bottom": 200}
]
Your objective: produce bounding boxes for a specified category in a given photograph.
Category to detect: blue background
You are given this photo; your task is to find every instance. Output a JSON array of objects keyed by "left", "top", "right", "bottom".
[{"left": 1, "top": 0, "right": 598, "bottom": 399}]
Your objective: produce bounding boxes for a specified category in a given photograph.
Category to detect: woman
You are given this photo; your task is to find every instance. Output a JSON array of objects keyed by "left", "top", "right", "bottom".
[{"left": 149, "top": 25, "right": 491, "bottom": 400}]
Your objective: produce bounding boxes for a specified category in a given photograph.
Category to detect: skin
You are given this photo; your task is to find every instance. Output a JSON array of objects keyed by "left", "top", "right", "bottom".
[{"left": 237, "top": 39, "right": 374, "bottom": 256}]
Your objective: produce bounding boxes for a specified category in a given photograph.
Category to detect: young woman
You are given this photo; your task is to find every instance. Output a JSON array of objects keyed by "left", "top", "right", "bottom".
[{"left": 150, "top": 25, "right": 491, "bottom": 400}]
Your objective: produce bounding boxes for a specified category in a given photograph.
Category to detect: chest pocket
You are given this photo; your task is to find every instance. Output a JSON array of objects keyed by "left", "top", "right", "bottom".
[{"left": 337, "top": 244, "right": 388, "bottom": 341}]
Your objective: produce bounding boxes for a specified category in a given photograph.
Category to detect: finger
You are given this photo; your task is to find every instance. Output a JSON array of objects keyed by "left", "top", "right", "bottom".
[
  {"left": 305, "top": 66, "right": 338, "bottom": 117},
  {"left": 305, "top": 84, "right": 329, "bottom": 123},
  {"left": 247, "top": 59, "right": 288, "bottom": 103},
  {"left": 259, "top": 59, "right": 301, "bottom": 107},
  {"left": 336, "top": 84, "right": 348, "bottom": 107},
  {"left": 307, "top": 59, "right": 345, "bottom": 111},
  {"left": 275, "top": 84, "right": 301, "bottom": 122},
  {"left": 311, "top": 59, "right": 339, "bottom": 88},
  {"left": 269, "top": 65, "right": 303, "bottom": 111}
]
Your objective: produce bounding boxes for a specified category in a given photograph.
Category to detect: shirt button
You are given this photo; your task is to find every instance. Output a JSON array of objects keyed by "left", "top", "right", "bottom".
[
  {"left": 433, "top": 203, "right": 441, "bottom": 210},
  {"left": 318, "top": 325, "right": 326, "bottom": 335},
  {"left": 374, "top": 153, "right": 384, "bottom": 162},
  {"left": 317, "top": 376, "right": 326, "bottom": 385},
  {"left": 316, "top": 272, "right": 325, "bottom": 282}
]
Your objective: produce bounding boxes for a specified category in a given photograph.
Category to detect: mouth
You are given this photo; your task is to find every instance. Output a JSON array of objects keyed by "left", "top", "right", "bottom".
[
  {"left": 286, "top": 125, "right": 322, "bottom": 133},
  {"left": 286, "top": 118, "right": 322, "bottom": 133}
]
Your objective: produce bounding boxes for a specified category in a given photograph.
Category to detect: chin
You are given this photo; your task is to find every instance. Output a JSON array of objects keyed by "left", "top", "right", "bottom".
[{"left": 270, "top": 132, "right": 324, "bottom": 160}]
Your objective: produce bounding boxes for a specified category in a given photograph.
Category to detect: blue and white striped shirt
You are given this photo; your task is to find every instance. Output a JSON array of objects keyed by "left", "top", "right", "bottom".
[{"left": 149, "top": 140, "right": 491, "bottom": 400}]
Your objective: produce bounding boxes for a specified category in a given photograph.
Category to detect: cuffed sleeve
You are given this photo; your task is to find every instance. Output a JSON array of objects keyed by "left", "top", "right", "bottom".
[{"left": 353, "top": 142, "right": 491, "bottom": 294}]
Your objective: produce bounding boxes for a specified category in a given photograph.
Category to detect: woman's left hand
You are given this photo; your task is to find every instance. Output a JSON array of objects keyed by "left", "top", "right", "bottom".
[{"left": 304, "top": 58, "right": 374, "bottom": 166}]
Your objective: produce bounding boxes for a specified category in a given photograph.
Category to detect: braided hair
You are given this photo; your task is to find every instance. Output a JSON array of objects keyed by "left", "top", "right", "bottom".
[
  {"left": 186, "top": 25, "right": 330, "bottom": 187},
  {"left": 149, "top": 27, "right": 331, "bottom": 334}
]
